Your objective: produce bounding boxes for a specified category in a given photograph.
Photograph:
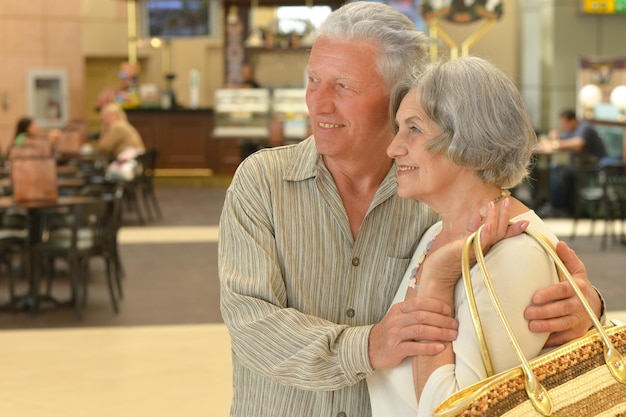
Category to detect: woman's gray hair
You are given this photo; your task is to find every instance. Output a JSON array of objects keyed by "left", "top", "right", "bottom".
[
  {"left": 390, "top": 57, "right": 537, "bottom": 189},
  {"left": 316, "top": 1, "right": 428, "bottom": 93}
]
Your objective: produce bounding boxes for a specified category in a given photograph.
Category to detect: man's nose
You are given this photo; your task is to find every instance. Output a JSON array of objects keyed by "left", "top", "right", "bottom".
[{"left": 307, "top": 85, "right": 335, "bottom": 114}]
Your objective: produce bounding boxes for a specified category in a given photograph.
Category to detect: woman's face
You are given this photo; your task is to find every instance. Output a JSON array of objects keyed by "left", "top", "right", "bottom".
[
  {"left": 387, "top": 89, "right": 463, "bottom": 203},
  {"left": 27, "top": 121, "right": 40, "bottom": 137}
]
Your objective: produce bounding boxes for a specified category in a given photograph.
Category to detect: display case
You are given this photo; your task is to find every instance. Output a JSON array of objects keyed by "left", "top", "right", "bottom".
[
  {"left": 213, "top": 88, "right": 271, "bottom": 138},
  {"left": 27, "top": 68, "right": 69, "bottom": 129},
  {"left": 272, "top": 88, "right": 308, "bottom": 140}
]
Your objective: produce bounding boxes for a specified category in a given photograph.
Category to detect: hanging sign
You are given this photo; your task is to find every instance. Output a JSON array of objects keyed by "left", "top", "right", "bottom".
[{"left": 422, "top": 0, "right": 503, "bottom": 23}]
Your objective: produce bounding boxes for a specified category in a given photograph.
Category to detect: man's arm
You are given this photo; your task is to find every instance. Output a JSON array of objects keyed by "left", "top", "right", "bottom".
[
  {"left": 549, "top": 128, "right": 584, "bottom": 152},
  {"left": 557, "top": 137, "right": 585, "bottom": 152},
  {"left": 219, "top": 157, "right": 378, "bottom": 391},
  {"left": 524, "top": 241, "right": 603, "bottom": 347}
]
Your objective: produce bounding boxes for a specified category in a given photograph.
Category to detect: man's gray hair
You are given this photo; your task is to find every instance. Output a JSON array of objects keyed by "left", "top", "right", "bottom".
[{"left": 317, "top": 1, "right": 428, "bottom": 92}]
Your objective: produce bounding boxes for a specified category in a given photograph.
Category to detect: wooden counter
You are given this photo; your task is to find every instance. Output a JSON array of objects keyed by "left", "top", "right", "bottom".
[{"left": 126, "top": 108, "right": 243, "bottom": 175}]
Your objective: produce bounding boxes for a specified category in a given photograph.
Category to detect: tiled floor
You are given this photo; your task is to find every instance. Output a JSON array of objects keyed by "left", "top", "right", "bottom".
[
  {"left": 0, "top": 324, "right": 232, "bottom": 417},
  {"left": 2, "top": 315, "right": 626, "bottom": 417}
]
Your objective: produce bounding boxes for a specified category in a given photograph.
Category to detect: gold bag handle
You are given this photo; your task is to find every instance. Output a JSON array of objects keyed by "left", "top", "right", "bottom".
[{"left": 461, "top": 225, "right": 626, "bottom": 416}]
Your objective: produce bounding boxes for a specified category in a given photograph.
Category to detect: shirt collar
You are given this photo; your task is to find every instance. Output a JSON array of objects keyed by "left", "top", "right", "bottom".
[
  {"left": 284, "top": 136, "right": 321, "bottom": 182},
  {"left": 283, "top": 137, "right": 399, "bottom": 200}
]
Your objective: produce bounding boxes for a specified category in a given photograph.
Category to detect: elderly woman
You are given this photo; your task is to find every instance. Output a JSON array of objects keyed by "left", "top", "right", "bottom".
[
  {"left": 366, "top": 56, "right": 562, "bottom": 416},
  {"left": 98, "top": 103, "right": 145, "bottom": 159}
]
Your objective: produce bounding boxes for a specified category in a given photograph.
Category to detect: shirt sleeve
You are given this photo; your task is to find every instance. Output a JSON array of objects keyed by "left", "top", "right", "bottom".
[
  {"left": 218, "top": 159, "right": 374, "bottom": 391},
  {"left": 98, "top": 124, "right": 122, "bottom": 155}
]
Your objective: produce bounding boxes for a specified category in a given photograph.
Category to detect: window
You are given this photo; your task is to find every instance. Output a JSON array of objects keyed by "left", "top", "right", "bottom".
[
  {"left": 142, "top": 0, "right": 218, "bottom": 38},
  {"left": 276, "top": 6, "right": 332, "bottom": 34}
]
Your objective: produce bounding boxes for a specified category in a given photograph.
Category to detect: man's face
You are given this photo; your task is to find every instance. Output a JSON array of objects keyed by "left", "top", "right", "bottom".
[
  {"left": 305, "top": 37, "right": 392, "bottom": 162},
  {"left": 559, "top": 116, "right": 577, "bottom": 133}
]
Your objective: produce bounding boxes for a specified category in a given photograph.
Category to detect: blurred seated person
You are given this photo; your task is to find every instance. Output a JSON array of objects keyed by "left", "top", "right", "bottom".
[
  {"left": 98, "top": 103, "right": 145, "bottom": 160},
  {"left": 543, "top": 109, "right": 608, "bottom": 216},
  {"left": 6, "top": 117, "right": 59, "bottom": 160},
  {"left": 548, "top": 109, "right": 607, "bottom": 162}
]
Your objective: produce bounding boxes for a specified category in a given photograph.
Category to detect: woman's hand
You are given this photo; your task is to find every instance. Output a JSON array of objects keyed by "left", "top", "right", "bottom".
[{"left": 418, "top": 198, "right": 528, "bottom": 297}]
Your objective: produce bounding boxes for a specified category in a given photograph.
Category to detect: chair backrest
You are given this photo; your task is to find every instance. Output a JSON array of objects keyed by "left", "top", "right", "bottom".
[
  {"left": 79, "top": 182, "right": 124, "bottom": 234},
  {"left": 9, "top": 138, "right": 53, "bottom": 160},
  {"left": 11, "top": 157, "right": 58, "bottom": 202},
  {"left": 140, "top": 149, "right": 158, "bottom": 187},
  {"left": 604, "top": 163, "right": 626, "bottom": 204},
  {"left": 56, "top": 130, "right": 85, "bottom": 155},
  {"left": 42, "top": 200, "right": 109, "bottom": 252},
  {"left": 595, "top": 125, "right": 623, "bottom": 161},
  {"left": 142, "top": 149, "right": 159, "bottom": 172}
]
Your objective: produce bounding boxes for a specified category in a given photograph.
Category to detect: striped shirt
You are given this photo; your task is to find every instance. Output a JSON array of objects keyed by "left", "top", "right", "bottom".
[{"left": 219, "top": 137, "right": 438, "bottom": 417}]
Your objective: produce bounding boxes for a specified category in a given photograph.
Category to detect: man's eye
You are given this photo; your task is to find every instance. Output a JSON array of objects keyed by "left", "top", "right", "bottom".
[{"left": 338, "top": 83, "right": 348, "bottom": 89}]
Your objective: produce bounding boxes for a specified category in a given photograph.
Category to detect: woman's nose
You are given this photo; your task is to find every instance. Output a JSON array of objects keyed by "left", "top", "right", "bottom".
[{"left": 387, "top": 134, "right": 404, "bottom": 159}]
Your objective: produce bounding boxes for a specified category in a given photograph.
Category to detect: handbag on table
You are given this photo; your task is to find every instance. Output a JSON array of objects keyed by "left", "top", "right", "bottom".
[{"left": 433, "top": 225, "right": 626, "bottom": 417}]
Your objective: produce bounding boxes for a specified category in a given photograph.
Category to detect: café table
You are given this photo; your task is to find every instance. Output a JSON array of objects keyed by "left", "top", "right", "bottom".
[
  {"left": 0, "top": 161, "right": 76, "bottom": 177},
  {"left": 0, "top": 195, "right": 101, "bottom": 313},
  {"left": 0, "top": 177, "right": 85, "bottom": 189},
  {"left": 531, "top": 144, "right": 572, "bottom": 211}
]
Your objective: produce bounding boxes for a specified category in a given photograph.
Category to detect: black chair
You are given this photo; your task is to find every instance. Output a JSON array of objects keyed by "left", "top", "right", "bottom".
[
  {"left": 571, "top": 163, "right": 604, "bottom": 240},
  {"left": 79, "top": 182, "right": 126, "bottom": 288},
  {"left": 0, "top": 208, "right": 28, "bottom": 308},
  {"left": 601, "top": 162, "right": 626, "bottom": 247},
  {"left": 571, "top": 162, "right": 626, "bottom": 249},
  {"left": 38, "top": 199, "right": 120, "bottom": 319},
  {"left": 118, "top": 153, "right": 146, "bottom": 225},
  {"left": 138, "top": 148, "right": 162, "bottom": 221}
]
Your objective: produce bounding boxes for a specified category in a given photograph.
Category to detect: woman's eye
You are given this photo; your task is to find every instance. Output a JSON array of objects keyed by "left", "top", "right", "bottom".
[{"left": 409, "top": 126, "right": 421, "bottom": 134}]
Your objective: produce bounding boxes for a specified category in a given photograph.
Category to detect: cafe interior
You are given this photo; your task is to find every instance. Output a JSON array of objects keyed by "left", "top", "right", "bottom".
[{"left": 0, "top": 1, "right": 625, "bottom": 415}]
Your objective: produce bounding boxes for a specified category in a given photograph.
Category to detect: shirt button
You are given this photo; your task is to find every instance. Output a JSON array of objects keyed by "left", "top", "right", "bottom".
[
  {"left": 337, "top": 413, "right": 347, "bottom": 417},
  {"left": 346, "top": 308, "right": 355, "bottom": 318},
  {"left": 351, "top": 257, "right": 360, "bottom": 266}
]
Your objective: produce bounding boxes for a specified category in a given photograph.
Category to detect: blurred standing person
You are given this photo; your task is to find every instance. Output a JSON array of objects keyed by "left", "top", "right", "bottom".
[
  {"left": 97, "top": 61, "right": 141, "bottom": 110},
  {"left": 226, "top": 62, "right": 261, "bottom": 89},
  {"left": 226, "top": 62, "right": 263, "bottom": 157},
  {"left": 239, "top": 63, "right": 260, "bottom": 88}
]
